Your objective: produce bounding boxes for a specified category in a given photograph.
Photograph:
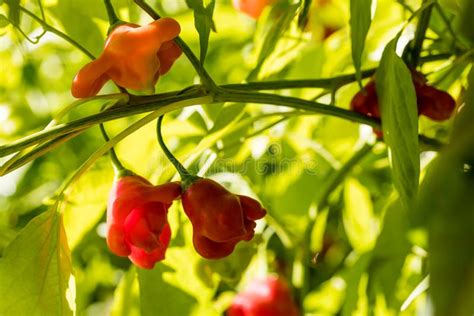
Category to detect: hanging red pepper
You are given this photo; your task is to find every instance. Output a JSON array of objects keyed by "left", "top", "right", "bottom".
[
  {"left": 350, "top": 70, "right": 456, "bottom": 136},
  {"left": 182, "top": 178, "right": 266, "bottom": 259},
  {"left": 106, "top": 174, "right": 181, "bottom": 269},
  {"left": 71, "top": 17, "right": 182, "bottom": 98},
  {"left": 156, "top": 116, "right": 267, "bottom": 260}
]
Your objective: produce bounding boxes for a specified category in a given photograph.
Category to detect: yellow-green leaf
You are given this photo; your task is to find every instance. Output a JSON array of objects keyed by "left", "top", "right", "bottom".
[
  {"left": 0, "top": 208, "right": 75, "bottom": 316},
  {"left": 376, "top": 38, "right": 419, "bottom": 211}
]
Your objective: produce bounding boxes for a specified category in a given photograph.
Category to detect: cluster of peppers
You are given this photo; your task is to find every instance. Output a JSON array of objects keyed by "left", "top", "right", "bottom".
[
  {"left": 107, "top": 171, "right": 266, "bottom": 269},
  {"left": 350, "top": 70, "right": 456, "bottom": 136},
  {"left": 71, "top": 17, "right": 266, "bottom": 269}
]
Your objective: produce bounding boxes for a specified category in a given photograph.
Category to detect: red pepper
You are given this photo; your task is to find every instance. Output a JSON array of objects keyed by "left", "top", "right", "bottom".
[
  {"left": 71, "top": 18, "right": 182, "bottom": 98},
  {"left": 106, "top": 175, "right": 181, "bottom": 269},
  {"left": 227, "top": 276, "right": 300, "bottom": 316},
  {"left": 181, "top": 178, "right": 266, "bottom": 259},
  {"left": 350, "top": 70, "right": 456, "bottom": 136},
  {"left": 233, "top": 0, "right": 275, "bottom": 19},
  {"left": 417, "top": 85, "right": 456, "bottom": 121}
]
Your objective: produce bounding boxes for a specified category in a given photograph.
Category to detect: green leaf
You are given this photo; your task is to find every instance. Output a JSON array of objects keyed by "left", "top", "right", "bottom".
[
  {"left": 0, "top": 14, "right": 10, "bottom": 28},
  {"left": 248, "top": 3, "right": 298, "bottom": 80},
  {"left": 297, "top": 0, "right": 312, "bottom": 29},
  {"left": 369, "top": 199, "right": 410, "bottom": 310},
  {"left": 4, "top": 0, "right": 20, "bottom": 26},
  {"left": 458, "top": 0, "right": 474, "bottom": 43},
  {"left": 62, "top": 157, "right": 113, "bottom": 249},
  {"left": 209, "top": 103, "right": 246, "bottom": 133},
  {"left": 416, "top": 69, "right": 474, "bottom": 316},
  {"left": 49, "top": 1, "right": 104, "bottom": 56},
  {"left": 110, "top": 267, "right": 140, "bottom": 316},
  {"left": 138, "top": 247, "right": 218, "bottom": 316},
  {"left": 343, "top": 178, "right": 378, "bottom": 252},
  {"left": 0, "top": 208, "right": 75, "bottom": 316},
  {"left": 185, "top": 0, "right": 216, "bottom": 65},
  {"left": 342, "top": 253, "right": 372, "bottom": 316},
  {"left": 350, "top": 0, "right": 373, "bottom": 87},
  {"left": 376, "top": 39, "right": 419, "bottom": 211}
]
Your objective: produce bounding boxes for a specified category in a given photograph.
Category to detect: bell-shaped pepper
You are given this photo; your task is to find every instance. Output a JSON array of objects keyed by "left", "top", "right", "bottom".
[
  {"left": 106, "top": 175, "right": 181, "bottom": 269},
  {"left": 72, "top": 17, "right": 182, "bottom": 98},
  {"left": 181, "top": 178, "right": 266, "bottom": 259},
  {"left": 350, "top": 70, "right": 456, "bottom": 134}
]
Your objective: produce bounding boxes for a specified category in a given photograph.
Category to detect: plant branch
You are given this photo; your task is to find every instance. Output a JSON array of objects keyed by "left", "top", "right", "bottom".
[
  {"left": 0, "top": 92, "right": 209, "bottom": 157},
  {"left": 57, "top": 110, "right": 168, "bottom": 197},
  {"left": 408, "top": 0, "right": 435, "bottom": 67},
  {"left": 222, "top": 69, "right": 377, "bottom": 91},
  {"left": 0, "top": 85, "right": 445, "bottom": 163},
  {"left": 215, "top": 89, "right": 381, "bottom": 128},
  {"left": 19, "top": 5, "right": 95, "bottom": 59}
]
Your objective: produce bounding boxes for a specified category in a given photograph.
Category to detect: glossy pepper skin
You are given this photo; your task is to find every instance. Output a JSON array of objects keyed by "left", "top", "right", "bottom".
[
  {"left": 227, "top": 276, "right": 300, "bottom": 316},
  {"left": 182, "top": 178, "right": 266, "bottom": 259},
  {"left": 233, "top": 0, "right": 275, "bottom": 19},
  {"left": 350, "top": 70, "right": 456, "bottom": 135},
  {"left": 71, "top": 18, "right": 182, "bottom": 98},
  {"left": 106, "top": 175, "right": 181, "bottom": 269}
]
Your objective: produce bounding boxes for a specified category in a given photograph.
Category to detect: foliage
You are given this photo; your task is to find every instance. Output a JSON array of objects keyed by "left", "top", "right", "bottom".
[{"left": 0, "top": 0, "right": 472, "bottom": 315}]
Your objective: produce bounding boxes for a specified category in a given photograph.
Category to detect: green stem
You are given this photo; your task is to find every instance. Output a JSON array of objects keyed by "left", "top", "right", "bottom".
[
  {"left": 56, "top": 110, "right": 169, "bottom": 198},
  {"left": 19, "top": 5, "right": 95, "bottom": 60},
  {"left": 0, "top": 92, "right": 208, "bottom": 157},
  {"left": 156, "top": 116, "right": 197, "bottom": 186},
  {"left": 99, "top": 123, "right": 127, "bottom": 174},
  {"left": 318, "top": 143, "right": 374, "bottom": 210},
  {"left": 0, "top": 87, "right": 445, "bottom": 160},
  {"left": 104, "top": 0, "right": 121, "bottom": 26},
  {"left": 222, "top": 69, "right": 377, "bottom": 91},
  {"left": 215, "top": 89, "right": 381, "bottom": 128},
  {"left": 133, "top": 0, "right": 217, "bottom": 91},
  {"left": 0, "top": 131, "right": 81, "bottom": 176},
  {"left": 408, "top": 0, "right": 435, "bottom": 67},
  {"left": 300, "top": 142, "right": 374, "bottom": 301}
]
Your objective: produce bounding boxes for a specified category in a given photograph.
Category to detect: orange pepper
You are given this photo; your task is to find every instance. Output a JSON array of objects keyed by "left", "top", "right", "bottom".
[
  {"left": 71, "top": 18, "right": 182, "bottom": 98},
  {"left": 233, "top": 0, "right": 275, "bottom": 19}
]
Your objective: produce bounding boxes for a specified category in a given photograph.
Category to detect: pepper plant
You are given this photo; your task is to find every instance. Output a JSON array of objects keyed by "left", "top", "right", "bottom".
[{"left": 0, "top": 0, "right": 472, "bottom": 315}]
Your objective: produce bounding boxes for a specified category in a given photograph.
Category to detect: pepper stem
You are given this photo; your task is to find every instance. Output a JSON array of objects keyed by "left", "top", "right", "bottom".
[
  {"left": 99, "top": 123, "right": 131, "bottom": 177},
  {"left": 156, "top": 116, "right": 198, "bottom": 187},
  {"left": 103, "top": 0, "right": 122, "bottom": 33}
]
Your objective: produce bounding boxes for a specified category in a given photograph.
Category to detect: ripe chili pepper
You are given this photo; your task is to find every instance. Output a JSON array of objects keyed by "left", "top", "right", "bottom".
[
  {"left": 233, "top": 0, "right": 275, "bottom": 19},
  {"left": 417, "top": 85, "right": 456, "bottom": 121},
  {"left": 350, "top": 70, "right": 456, "bottom": 136},
  {"left": 106, "top": 174, "right": 181, "bottom": 269},
  {"left": 227, "top": 276, "right": 300, "bottom": 316},
  {"left": 181, "top": 178, "right": 266, "bottom": 259},
  {"left": 71, "top": 17, "right": 182, "bottom": 98}
]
